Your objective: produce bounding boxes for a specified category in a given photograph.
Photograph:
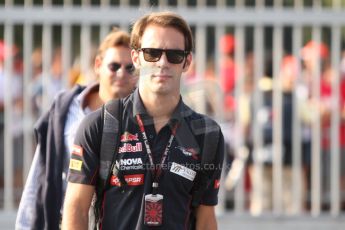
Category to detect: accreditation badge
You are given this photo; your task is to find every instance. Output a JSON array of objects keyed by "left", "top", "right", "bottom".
[{"left": 144, "top": 194, "right": 163, "bottom": 226}]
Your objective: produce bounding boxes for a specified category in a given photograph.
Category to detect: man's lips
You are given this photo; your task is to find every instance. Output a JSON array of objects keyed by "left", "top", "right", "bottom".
[
  {"left": 111, "top": 79, "right": 127, "bottom": 86},
  {"left": 153, "top": 74, "right": 172, "bottom": 81}
]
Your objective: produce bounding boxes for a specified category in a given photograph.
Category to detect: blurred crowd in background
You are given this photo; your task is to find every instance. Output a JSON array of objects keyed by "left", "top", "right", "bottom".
[{"left": 183, "top": 34, "right": 345, "bottom": 214}]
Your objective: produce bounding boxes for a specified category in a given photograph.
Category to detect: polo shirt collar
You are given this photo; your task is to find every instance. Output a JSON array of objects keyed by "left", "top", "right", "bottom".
[
  {"left": 132, "top": 88, "right": 147, "bottom": 117},
  {"left": 131, "top": 88, "right": 193, "bottom": 123},
  {"left": 76, "top": 82, "right": 99, "bottom": 112}
]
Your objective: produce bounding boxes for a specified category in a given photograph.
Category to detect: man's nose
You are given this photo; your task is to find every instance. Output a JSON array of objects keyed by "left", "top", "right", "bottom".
[
  {"left": 114, "top": 67, "right": 127, "bottom": 78},
  {"left": 156, "top": 52, "right": 169, "bottom": 66}
]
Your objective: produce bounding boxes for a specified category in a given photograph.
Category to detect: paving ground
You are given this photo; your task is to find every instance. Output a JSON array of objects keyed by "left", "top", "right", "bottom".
[
  {"left": 2, "top": 211, "right": 345, "bottom": 230},
  {"left": 217, "top": 213, "right": 345, "bottom": 230},
  {"left": 0, "top": 211, "right": 16, "bottom": 230}
]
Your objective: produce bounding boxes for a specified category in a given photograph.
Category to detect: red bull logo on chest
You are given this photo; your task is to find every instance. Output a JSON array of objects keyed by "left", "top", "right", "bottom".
[
  {"left": 119, "top": 143, "right": 143, "bottom": 153},
  {"left": 120, "top": 132, "right": 139, "bottom": 142}
]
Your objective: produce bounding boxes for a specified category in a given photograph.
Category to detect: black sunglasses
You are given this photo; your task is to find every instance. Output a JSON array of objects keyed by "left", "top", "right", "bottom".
[
  {"left": 138, "top": 48, "right": 189, "bottom": 64},
  {"left": 108, "top": 62, "right": 135, "bottom": 74}
]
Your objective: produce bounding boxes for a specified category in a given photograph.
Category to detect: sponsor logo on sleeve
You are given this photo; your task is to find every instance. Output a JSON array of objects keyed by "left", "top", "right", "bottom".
[
  {"left": 69, "top": 159, "right": 83, "bottom": 171},
  {"left": 170, "top": 162, "right": 196, "bottom": 181},
  {"left": 214, "top": 179, "right": 220, "bottom": 189},
  {"left": 110, "top": 174, "right": 144, "bottom": 186},
  {"left": 120, "top": 132, "right": 139, "bottom": 142},
  {"left": 72, "top": 145, "right": 83, "bottom": 157},
  {"left": 175, "top": 146, "right": 199, "bottom": 160}
]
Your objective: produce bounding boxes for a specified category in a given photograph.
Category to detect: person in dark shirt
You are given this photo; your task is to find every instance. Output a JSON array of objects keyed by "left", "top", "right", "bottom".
[{"left": 62, "top": 11, "right": 224, "bottom": 230}]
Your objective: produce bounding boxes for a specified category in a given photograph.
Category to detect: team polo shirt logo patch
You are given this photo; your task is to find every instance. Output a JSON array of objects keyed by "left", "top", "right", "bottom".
[
  {"left": 119, "top": 132, "right": 142, "bottom": 153},
  {"left": 214, "top": 179, "right": 220, "bottom": 189},
  {"left": 71, "top": 145, "right": 83, "bottom": 157},
  {"left": 69, "top": 159, "right": 83, "bottom": 171},
  {"left": 119, "top": 143, "right": 143, "bottom": 153},
  {"left": 170, "top": 162, "right": 196, "bottom": 181},
  {"left": 175, "top": 146, "right": 199, "bottom": 160},
  {"left": 119, "top": 158, "right": 144, "bottom": 170},
  {"left": 120, "top": 132, "right": 139, "bottom": 142},
  {"left": 110, "top": 174, "right": 144, "bottom": 186}
]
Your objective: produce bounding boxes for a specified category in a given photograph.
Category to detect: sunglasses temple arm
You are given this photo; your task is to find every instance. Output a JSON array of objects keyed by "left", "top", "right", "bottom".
[{"left": 182, "top": 58, "right": 187, "bottom": 68}]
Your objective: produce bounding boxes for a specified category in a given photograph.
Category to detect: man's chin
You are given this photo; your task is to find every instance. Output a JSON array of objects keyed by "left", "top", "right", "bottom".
[{"left": 151, "top": 86, "right": 172, "bottom": 95}]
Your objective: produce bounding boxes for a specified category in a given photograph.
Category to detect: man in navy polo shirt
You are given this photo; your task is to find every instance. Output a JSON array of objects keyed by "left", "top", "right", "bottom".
[{"left": 62, "top": 11, "right": 224, "bottom": 230}]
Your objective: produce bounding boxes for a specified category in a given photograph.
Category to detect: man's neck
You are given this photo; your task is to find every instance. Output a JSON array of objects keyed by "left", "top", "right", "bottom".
[
  {"left": 83, "top": 91, "right": 104, "bottom": 111},
  {"left": 140, "top": 90, "right": 179, "bottom": 132}
]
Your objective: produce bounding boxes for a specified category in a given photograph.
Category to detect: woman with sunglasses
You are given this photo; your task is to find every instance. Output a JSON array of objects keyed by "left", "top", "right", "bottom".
[{"left": 63, "top": 11, "right": 224, "bottom": 230}]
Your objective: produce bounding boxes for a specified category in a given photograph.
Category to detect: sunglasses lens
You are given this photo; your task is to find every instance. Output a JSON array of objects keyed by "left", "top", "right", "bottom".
[
  {"left": 142, "top": 48, "right": 162, "bottom": 62},
  {"left": 166, "top": 50, "right": 185, "bottom": 64},
  {"left": 108, "top": 63, "right": 134, "bottom": 75},
  {"left": 125, "top": 64, "right": 135, "bottom": 74},
  {"left": 108, "top": 63, "right": 121, "bottom": 72},
  {"left": 140, "top": 48, "right": 186, "bottom": 64}
]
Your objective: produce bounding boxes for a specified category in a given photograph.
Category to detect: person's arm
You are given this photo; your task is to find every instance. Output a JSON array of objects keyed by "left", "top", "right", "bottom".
[
  {"left": 62, "top": 108, "right": 103, "bottom": 229},
  {"left": 61, "top": 182, "right": 94, "bottom": 230},
  {"left": 195, "top": 205, "right": 217, "bottom": 230},
  {"left": 15, "top": 145, "right": 43, "bottom": 230},
  {"left": 194, "top": 123, "right": 225, "bottom": 230}
]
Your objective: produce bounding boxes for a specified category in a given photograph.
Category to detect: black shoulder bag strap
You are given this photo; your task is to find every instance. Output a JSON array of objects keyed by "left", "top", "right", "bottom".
[
  {"left": 189, "top": 116, "right": 220, "bottom": 229},
  {"left": 94, "top": 99, "right": 123, "bottom": 229}
]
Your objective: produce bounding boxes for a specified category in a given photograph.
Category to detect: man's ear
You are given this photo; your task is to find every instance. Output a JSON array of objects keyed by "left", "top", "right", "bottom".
[
  {"left": 131, "top": 49, "right": 141, "bottom": 69},
  {"left": 94, "top": 56, "right": 102, "bottom": 75},
  {"left": 182, "top": 53, "right": 192, "bottom": 72}
]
